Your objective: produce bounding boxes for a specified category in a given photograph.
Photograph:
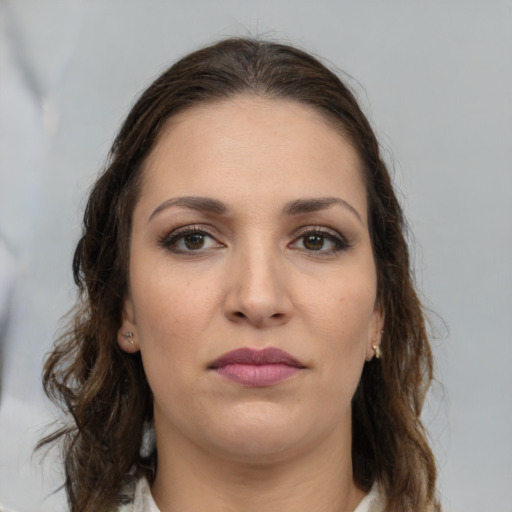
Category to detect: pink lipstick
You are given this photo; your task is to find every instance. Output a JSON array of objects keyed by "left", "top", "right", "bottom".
[{"left": 209, "top": 348, "right": 305, "bottom": 387}]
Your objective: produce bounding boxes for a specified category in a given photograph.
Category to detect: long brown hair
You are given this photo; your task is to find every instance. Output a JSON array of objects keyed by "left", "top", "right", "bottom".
[{"left": 40, "top": 38, "right": 440, "bottom": 512}]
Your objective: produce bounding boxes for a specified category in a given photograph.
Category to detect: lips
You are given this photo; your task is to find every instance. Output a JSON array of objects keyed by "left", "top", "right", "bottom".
[{"left": 209, "top": 348, "right": 305, "bottom": 387}]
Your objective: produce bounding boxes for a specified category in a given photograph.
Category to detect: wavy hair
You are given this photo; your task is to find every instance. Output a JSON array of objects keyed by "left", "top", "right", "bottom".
[{"left": 39, "top": 38, "right": 440, "bottom": 512}]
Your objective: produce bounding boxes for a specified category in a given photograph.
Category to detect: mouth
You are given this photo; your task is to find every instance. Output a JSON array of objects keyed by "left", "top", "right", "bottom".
[{"left": 208, "top": 347, "right": 306, "bottom": 387}]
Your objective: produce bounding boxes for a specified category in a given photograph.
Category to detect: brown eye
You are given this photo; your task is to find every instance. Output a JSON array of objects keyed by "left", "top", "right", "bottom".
[
  {"left": 184, "top": 233, "right": 205, "bottom": 250},
  {"left": 303, "top": 234, "right": 325, "bottom": 251},
  {"left": 289, "top": 228, "right": 349, "bottom": 255},
  {"left": 162, "top": 228, "right": 222, "bottom": 253}
]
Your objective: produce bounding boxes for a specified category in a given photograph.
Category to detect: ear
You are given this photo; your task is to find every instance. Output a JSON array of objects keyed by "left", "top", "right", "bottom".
[
  {"left": 365, "top": 306, "right": 385, "bottom": 361},
  {"left": 117, "top": 296, "right": 139, "bottom": 353}
]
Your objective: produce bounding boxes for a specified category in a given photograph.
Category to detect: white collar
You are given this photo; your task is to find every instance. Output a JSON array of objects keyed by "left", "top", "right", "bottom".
[
  {"left": 126, "top": 478, "right": 383, "bottom": 512},
  {"left": 353, "top": 482, "right": 383, "bottom": 512}
]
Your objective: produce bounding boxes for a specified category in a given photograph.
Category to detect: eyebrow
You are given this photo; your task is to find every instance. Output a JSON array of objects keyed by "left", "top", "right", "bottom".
[
  {"left": 282, "top": 197, "right": 363, "bottom": 223},
  {"left": 148, "top": 196, "right": 228, "bottom": 222},
  {"left": 148, "top": 195, "right": 362, "bottom": 224}
]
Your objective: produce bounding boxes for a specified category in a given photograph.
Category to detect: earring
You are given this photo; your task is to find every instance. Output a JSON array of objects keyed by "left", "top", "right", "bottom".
[
  {"left": 372, "top": 343, "right": 382, "bottom": 359},
  {"left": 123, "top": 332, "right": 134, "bottom": 345}
]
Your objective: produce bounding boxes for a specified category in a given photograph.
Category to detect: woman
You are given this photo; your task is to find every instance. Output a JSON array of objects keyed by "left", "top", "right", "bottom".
[{"left": 40, "top": 38, "right": 440, "bottom": 512}]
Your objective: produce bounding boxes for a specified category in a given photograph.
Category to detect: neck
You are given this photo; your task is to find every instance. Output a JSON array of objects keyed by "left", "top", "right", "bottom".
[{"left": 151, "top": 420, "right": 365, "bottom": 512}]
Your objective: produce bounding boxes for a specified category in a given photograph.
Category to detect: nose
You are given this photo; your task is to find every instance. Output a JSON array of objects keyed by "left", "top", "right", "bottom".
[{"left": 224, "top": 243, "right": 293, "bottom": 328}]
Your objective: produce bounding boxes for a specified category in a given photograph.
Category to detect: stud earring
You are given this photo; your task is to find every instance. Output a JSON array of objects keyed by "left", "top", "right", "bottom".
[{"left": 123, "top": 332, "right": 134, "bottom": 345}]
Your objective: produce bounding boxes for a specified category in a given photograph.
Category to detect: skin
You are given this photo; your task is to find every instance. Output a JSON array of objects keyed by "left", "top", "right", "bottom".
[{"left": 118, "top": 96, "right": 384, "bottom": 512}]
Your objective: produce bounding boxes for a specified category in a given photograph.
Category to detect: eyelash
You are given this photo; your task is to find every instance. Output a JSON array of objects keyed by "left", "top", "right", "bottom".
[{"left": 159, "top": 225, "right": 350, "bottom": 255}]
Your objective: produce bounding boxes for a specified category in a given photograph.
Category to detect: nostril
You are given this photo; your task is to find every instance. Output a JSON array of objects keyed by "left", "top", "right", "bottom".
[{"left": 234, "top": 311, "right": 246, "bottom": 318}]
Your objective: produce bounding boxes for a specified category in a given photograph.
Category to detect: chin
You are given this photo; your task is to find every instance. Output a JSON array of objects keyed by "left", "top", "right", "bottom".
[
  {"left": 200, "top": 403, "right": 326, "bottom": 463},
  {"left": 209, "top": 432, "right": 303, "bottom": 465}
]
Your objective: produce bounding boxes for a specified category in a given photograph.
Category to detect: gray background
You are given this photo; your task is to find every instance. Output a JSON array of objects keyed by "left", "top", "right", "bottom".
[{"left": 0, "top": 1, "right": 511, "bottom": 511}]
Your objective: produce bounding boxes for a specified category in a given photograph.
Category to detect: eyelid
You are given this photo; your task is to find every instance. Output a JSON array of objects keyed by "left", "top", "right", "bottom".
[{"left": 293, "top": 225, "right": 343, "bottom": 238}]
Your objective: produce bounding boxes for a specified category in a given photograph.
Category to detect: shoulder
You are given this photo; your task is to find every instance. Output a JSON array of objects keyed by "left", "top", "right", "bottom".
[{"left": 117, "top": 478, "right": 160, "bottom": 512}]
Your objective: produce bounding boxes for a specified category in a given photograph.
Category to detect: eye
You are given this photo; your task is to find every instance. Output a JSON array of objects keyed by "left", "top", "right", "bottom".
[
  {"left": 161, "top": 227, "right": 222, "bottom": 253},
  {"left": 290, "top": 228, "right": 349, "bottom": 254},
  {"left": 302, "top": 233, "right": 327, "bottom": 251}
]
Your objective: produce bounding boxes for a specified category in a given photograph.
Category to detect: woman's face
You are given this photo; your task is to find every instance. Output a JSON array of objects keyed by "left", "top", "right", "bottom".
[{"left": 119, "top": 96, "right": 383, "bottom": 463}]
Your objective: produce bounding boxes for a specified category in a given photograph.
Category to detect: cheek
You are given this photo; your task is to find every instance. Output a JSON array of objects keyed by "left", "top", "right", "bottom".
[
  {"left": 130, "top": 264, "right": 221, "bottom": 361},
  {"left": 304, "top": 273, "right": 376, "bottom": 338},
  {"left": 132, "top": 278, "right": 202, "bottom": 402},
  {"left": 300, "top": 271, "right": 377, "bottom": 386}
]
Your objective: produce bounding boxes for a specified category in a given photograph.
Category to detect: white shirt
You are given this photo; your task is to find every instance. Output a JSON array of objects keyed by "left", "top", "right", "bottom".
[{"left": 118, "top": 478, "right": 384, "bottom": 512}]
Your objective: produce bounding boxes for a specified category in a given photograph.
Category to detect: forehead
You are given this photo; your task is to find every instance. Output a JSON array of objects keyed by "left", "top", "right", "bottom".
[{"left": 138, "top": 95, "right": 367, "bottom": 221}]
